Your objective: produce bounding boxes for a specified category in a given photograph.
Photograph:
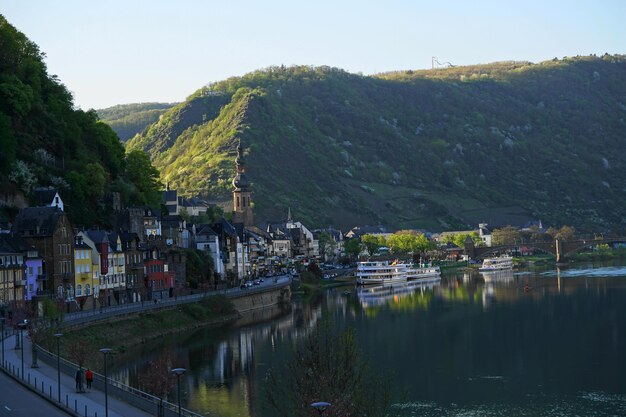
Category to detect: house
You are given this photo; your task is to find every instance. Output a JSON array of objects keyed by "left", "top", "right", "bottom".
[
  {"left": 345, "top": 225, "right": 392, "bottom": 240},
  {"left": 194, "top": 224, "right": 225, "bottom": 280},
  {"left": 0, "top": 234, "right": 28, "bottom": 310},
  {"left": 313, "top": 228, "right": 345, "bottom": 261},
  {"left": 33, "top": 187, "right": 64, "bottom": 211},
  {"left": 144, "top": 242, "right": 175, "bottom": 300},
  {"left": 73, "top": 235, "right": 94, "bottom": 309},
  {"left": 12, "top": 207, "right": 74, "bottom": 299},
  {"left": 120, "top": 232, "right": 145, "bottom": 303}
]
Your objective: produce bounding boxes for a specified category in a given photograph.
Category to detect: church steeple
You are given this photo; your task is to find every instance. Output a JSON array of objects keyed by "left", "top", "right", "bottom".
[{"left": 232, "top": 141, "right": 253, "bottom": 226}]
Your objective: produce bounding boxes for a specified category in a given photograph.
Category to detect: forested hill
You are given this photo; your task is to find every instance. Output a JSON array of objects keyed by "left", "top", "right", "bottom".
[
  {"left": 128, "top": 57, "right": 626, "bottom": 232},
  {"left": 97, "top": 102, "right": 176, "bottom": 142},
  {"left": 0, "top": 16, "right": 162, "bottom": 226}
]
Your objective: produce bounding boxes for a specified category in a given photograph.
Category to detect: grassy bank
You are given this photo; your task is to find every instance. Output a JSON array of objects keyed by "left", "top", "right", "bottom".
[{"left": 44, "top": 295, "right": 237, "bottom": 360}]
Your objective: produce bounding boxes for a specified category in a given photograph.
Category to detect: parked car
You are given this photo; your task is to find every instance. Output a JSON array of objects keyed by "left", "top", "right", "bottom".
[{"left": 253, "top": 279, "right": 261, "bottom": 285}]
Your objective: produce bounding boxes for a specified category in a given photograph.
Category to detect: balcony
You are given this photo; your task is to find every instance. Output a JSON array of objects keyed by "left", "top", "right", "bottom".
[{"left": 15, "top": 280, "right": 27, "bottom": 286}]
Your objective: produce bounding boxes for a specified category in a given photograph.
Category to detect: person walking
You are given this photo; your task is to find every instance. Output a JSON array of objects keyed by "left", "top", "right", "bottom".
[
  {"left": 75, "top": 368, "right": 84, "bottom": 393},
  {"left": 85, "top": 368, "right": 93, "bottom": 389}
]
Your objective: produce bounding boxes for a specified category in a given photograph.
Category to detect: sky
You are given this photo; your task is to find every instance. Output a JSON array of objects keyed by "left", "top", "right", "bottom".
[{"left": 3, "top": 0, "right": 625, "bottom": 110}]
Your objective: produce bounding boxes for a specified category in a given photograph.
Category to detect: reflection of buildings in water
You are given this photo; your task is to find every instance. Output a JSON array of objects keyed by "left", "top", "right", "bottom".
[{"left": 357, "top": 278, "right": 441, "bottom": 308}]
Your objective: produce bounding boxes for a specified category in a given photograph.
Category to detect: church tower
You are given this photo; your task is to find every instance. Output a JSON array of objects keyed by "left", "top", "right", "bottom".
[{"left": 232, "top": 142, "right": 253, "bottom": 226}]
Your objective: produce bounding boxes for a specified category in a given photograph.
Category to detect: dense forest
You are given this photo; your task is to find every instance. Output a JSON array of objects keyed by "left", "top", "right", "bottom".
[
  {"left": 0, "top": 15, "right": 161, "bottom": 226},
  {"left": 126, "top": 56, "right": 626, "bottom": 232},
  {"left": 97, "top": 102, "right": 175, "bottom": 142}
]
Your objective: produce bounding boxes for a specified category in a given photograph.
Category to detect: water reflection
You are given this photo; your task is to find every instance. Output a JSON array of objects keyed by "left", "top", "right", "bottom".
[
  {"left": 357, "top": 278, "right": 441, "bottom": 308},
  {"left": 109, "top": 264, "right": 626, "bottom": 417}
]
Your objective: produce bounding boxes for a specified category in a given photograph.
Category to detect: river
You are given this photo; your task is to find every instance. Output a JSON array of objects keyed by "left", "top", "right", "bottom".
[{"left": 109, "top": 262, "right": 626, "bottom": 416}]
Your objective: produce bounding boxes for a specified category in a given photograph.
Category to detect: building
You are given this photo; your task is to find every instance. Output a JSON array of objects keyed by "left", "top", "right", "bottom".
[
  {"left": 33, "top": 187, "right": 64, "bottom": 211},
  {"left": 120, "top": 232, "right": 145, "bottom": 303},
  {"left": 231, "top": 143, "right": 254, "bottom": 227},
  {"left": 0, "top": 234, "right": 27, "bottom": 309},
  {"left": 73, "top": 235, "right": 94, "bottom": 309},
  {"left": 12, "top": 207, "right": 74, "bottom": 299}
]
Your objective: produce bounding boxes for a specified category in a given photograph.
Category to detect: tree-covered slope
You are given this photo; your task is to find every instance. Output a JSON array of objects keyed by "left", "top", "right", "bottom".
[
  {"left": 97, "top": 102, "right": 176, "bottom": 142},
  {"left": 127, "top": 57, "right": 626, "bottom": 232},
  {"left": 0, "top": 15, "right": 161, "bottom": 226}
]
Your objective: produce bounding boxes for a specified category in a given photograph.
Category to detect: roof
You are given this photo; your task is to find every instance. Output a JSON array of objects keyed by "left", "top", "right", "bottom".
[
  {"left": 13, "top": 207, "right": 66, "bottom": 237},
  {"left": 33, "top": 187, "right": 60, "bottom": 206},
  {"left": 84, "top": 229, "right": 109, "bottom": 244},
  {"left": 0, "top": 233, "right": 33, "bottom": 254}
]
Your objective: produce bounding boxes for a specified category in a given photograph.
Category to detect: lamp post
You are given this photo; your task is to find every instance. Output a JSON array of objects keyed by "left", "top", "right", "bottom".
[
  {"left": 170, "top": 367, "right": 186, "bottom": 417},
  {"left": 311, "top": 401, "right": 331, "bottom": 416},
  {"left": 99, "top": 348, "right": 112, "bottom": 417},
  {"left": 53, "top": 333, "right": 63, "bottom": 401},
  {"left": 18, "top": 323, "right": 26, "bottom": 379},
  {"left": 0, "top": 317, "right": 5, "bottom": 366}
]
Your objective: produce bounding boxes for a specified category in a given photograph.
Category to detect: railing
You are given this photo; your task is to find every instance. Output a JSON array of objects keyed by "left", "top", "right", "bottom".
[
  {"left": 36, "top": 345, "right": 203, "bottom": 417},
  {"left": 63, "top": 275, "right": 292, "bottom": 326}
]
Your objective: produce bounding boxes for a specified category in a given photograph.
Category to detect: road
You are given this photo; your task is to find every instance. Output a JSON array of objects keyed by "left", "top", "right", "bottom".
[{"left": 0, "top": 371, "right": 69, "bottom": 417}]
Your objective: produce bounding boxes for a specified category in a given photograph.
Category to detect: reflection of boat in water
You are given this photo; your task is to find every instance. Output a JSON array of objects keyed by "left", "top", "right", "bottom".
[
  {"left": 479, "top": 256, "right": 513, "bottom": 272},
  {"left": 356, "top": 260, "right": 440, "bottom": 285},
  {"left": 357, "top": 277, "right": 441, "bottom": 307},
  {"left": 481, "top": 269, "right": 515, "bottom": 284}
]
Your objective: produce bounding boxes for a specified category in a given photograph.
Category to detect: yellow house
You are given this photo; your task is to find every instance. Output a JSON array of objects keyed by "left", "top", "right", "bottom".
[{"left": 74, "top": 236, "right": 95, "bottom": 309}]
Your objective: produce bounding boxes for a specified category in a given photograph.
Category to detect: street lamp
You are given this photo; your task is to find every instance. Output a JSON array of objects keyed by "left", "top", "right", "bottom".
[
  {"left": 18, "top": 322, "right": 26, "bottom": 379},
  {"left": 53, "top": 333, "right": 63, "bottom": 402},
  {"left": 311, "top": 401, "right": 331, "bottom": 416},
  {"left": 0, "top": 317, "right": 5, "bottom": 366},
  {"left": 99, "top": 348, "right": 112, "bottom": 417},
  {"left": 170, "top": 367, "right": 186, "bottom": 417}
]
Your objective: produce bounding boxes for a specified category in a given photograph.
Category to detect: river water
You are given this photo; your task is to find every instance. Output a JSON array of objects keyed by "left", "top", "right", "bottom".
[{"left": 110, "top": 262, "right": 626, "bottom": 416}]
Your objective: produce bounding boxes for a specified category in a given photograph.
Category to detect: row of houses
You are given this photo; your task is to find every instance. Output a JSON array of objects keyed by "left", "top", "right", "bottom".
[{"left": 0, "top": 187, "right": 347, "bottom": 315}]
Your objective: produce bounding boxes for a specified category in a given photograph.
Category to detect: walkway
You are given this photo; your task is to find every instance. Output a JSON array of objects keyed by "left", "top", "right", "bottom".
[
  {"left": 64, "top": 275, "right": 292, "bottom": 326},
  {"left": 2, "top": 330, "right": 153, "bottom": 417}
]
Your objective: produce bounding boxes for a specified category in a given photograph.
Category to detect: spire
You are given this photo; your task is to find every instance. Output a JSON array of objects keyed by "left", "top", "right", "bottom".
[{"left": 287, "top": 207, "right": 292, "bottom": 222}]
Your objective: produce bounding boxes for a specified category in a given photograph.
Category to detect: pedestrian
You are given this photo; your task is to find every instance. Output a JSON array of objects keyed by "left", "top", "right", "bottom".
[
  {"left": 85, "top": 368, "right": 93, "bottom": 389},
  {"left": 75, "top": 368, "right": 84, "bottom": 393}
]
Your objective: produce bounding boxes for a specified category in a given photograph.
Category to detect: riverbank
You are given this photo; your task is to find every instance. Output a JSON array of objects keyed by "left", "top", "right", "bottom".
[{"left": 47, "top": 295, "right": 238, "bottom": 358}]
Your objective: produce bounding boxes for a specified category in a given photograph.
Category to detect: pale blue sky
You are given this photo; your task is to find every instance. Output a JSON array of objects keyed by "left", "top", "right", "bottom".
[{"left": 3, "top": 0, "right": 625, "bottom": 109}]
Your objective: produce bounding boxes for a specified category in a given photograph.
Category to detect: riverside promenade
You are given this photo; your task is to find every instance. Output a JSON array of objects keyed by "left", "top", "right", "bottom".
[
  {"left": 1, "top": 276, "right": 292, "bottom": 416},
  {"left": 1, "top": 330, "right": 153, "bottom": 417}
]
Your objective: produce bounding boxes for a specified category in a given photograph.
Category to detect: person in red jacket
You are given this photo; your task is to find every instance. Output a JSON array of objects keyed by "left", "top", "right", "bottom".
[{"left": 85, "top": 368, "right": 93, "bottom": 389}]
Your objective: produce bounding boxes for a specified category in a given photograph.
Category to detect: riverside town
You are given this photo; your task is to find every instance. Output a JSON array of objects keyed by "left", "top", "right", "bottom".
[{"left": 1, "top": 5, "right": 626, "bottom": 416}]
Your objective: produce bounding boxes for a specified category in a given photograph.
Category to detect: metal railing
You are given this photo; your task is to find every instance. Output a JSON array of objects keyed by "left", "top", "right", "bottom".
[{"left": 63, "top": 275, "right": 292, "bottom": 326}]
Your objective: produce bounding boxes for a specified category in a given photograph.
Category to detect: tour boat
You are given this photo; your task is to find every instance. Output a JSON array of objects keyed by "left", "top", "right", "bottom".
[
  {"left": 479, "top": 255, "right": 513, "bottom": 272},
  {"left": 356, "top": 260, "right": 441, "bottom": 285}
]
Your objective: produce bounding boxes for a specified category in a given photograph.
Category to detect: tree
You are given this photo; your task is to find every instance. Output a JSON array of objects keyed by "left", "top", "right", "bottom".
[
  {"left": 123, "top": 150, "right": 163, "bottom": 206},
  {"left": 447, "top": 232, "right": 481, "bottom": 248},
  {"left": 317, "top": 232, "right": 337, "bottom": 261},
  {"left": 265, "top": 319, "right": 394, "bottom": 417},
  {"left": 555, "top": 225, "right": 576, "bottom": 241},
  {"left": 138, "top": 350, "right": 177, "bottom": 417},
  {"left": 27, "top": 320, "right": 48, "bottom": 368},
  {"left": 361, "top": 234, "right": 386, "bottom": 256},
  {"left": 386, "top": 230, "right": 434, "bottom": 254},
  {"left": 491, "top": 226, "right": 521, "bottom": 246},
  {"left": 67, "top": 338, "right": 89, "bottom": 371},
  {"left": 343, "top": 238, "right": 363, "bottom": 260}
]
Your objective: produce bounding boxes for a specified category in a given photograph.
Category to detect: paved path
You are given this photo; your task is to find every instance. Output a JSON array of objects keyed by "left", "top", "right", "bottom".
[
  {"left": 0, "top": 276, "right": 293, "bottom": 417},
  {"left": 2, "top": 332, "right": 153, "bottom": 417}
]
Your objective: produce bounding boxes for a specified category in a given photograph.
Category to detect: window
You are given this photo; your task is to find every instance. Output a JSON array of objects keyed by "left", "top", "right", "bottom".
[
  {"left": 28, "top": 266, "right": 33, "bottom": 276},
  {"left": 76, "top": 284, "right": 82, "bottom": 296},
  {"left": 85, "top": 284, "right": 91, "bottom": 296},
  {"left": 57, "top": 285, "right": 64, "bottom": 296}
]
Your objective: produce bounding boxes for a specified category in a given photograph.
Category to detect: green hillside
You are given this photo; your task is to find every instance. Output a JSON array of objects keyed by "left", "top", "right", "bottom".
[
  {"left": 97, "top": 102, "right": 176, "bottom": 142},
  {"left": 127, "top": 58, "right": 626, "bottom": 232},
  {"left": 0, "top": 15, "right": 161, "bottom": 226}
]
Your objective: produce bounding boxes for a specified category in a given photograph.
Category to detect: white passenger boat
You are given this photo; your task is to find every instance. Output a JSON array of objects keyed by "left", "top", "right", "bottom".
[
  {"left": 479, "top": 255, "right": 513, "bottom": 272},
  {"left": 356, "top": 260, "right": 441, "bottom": 285}
]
